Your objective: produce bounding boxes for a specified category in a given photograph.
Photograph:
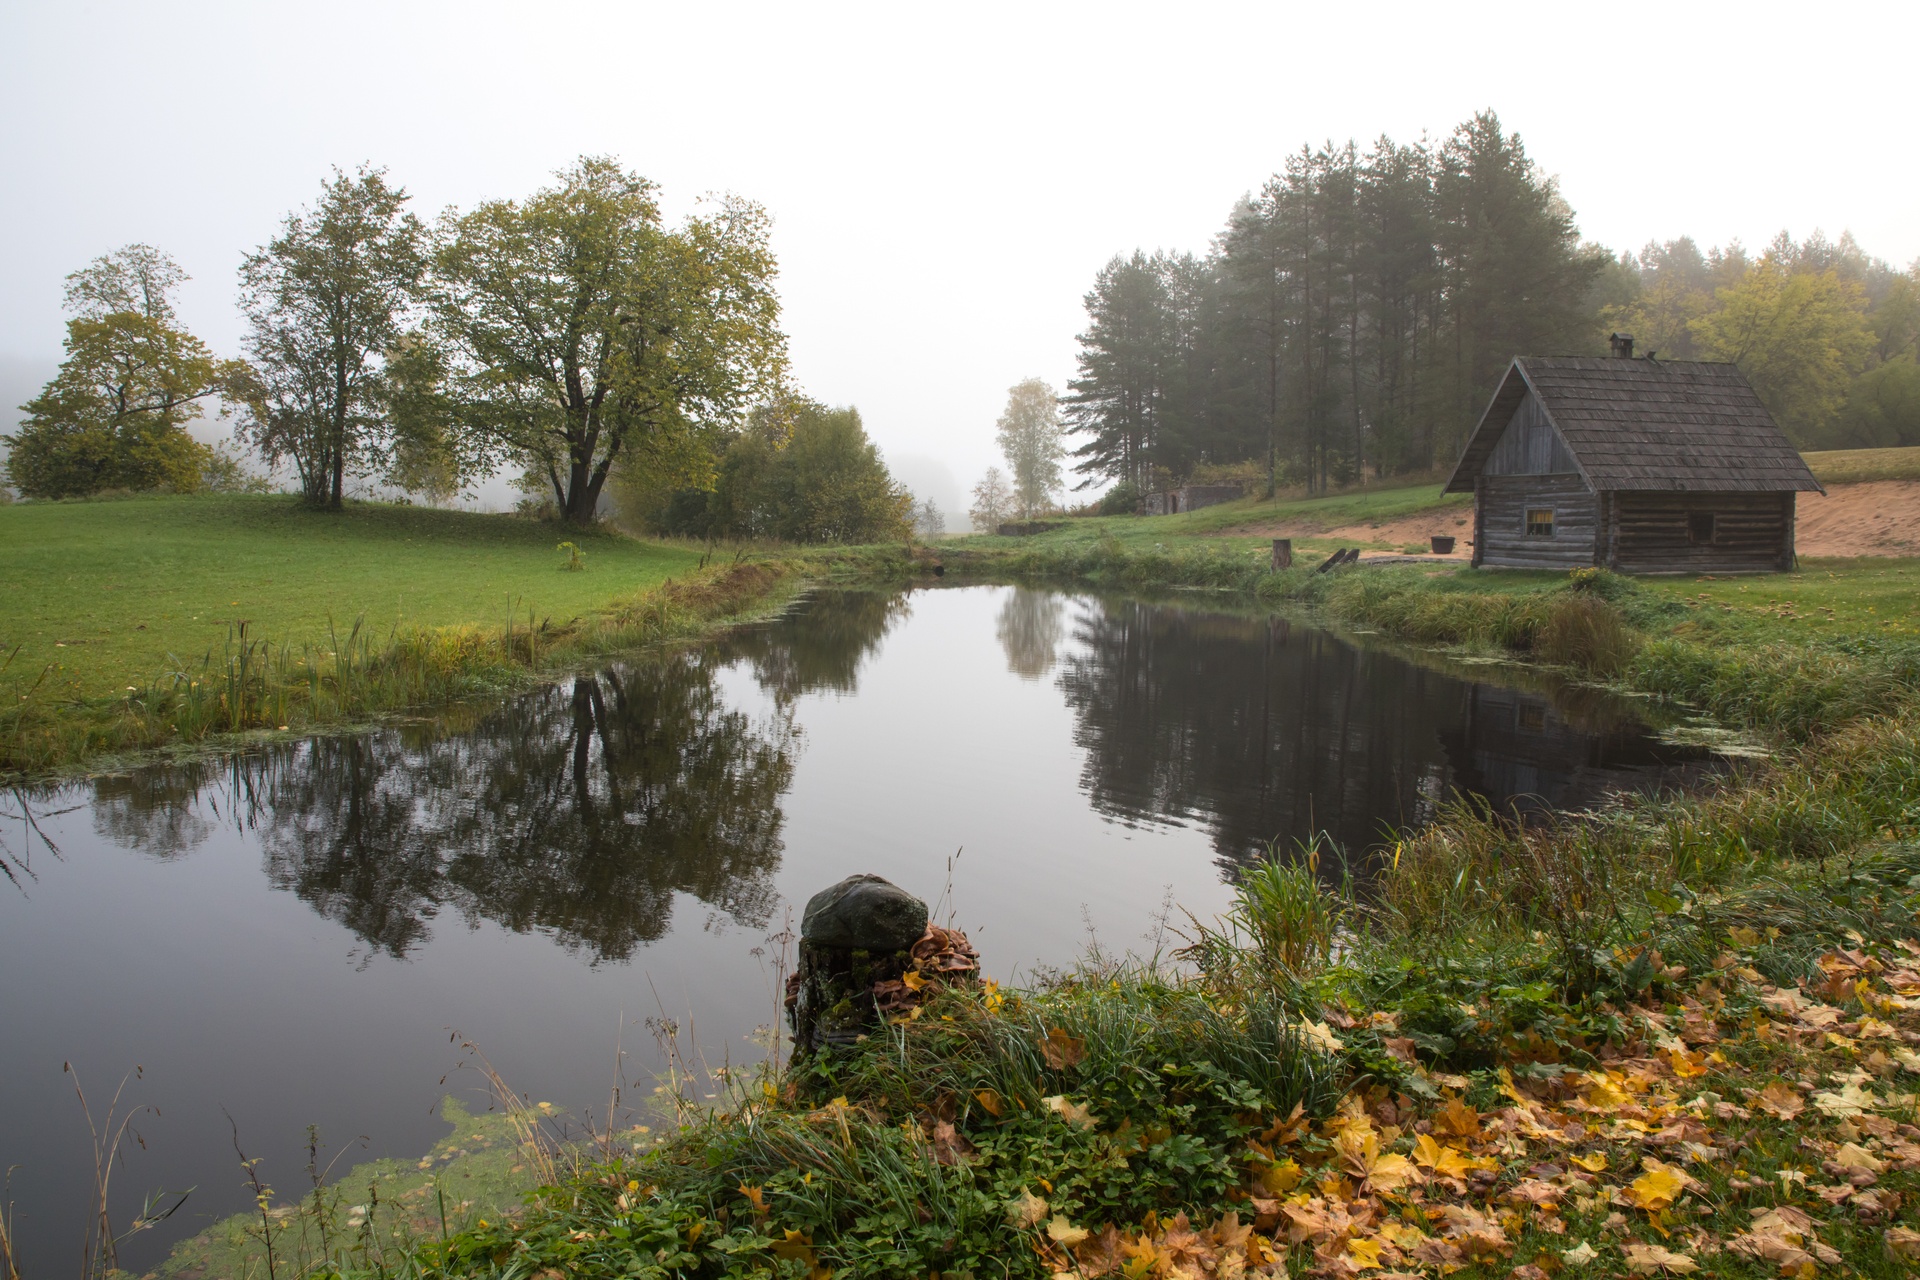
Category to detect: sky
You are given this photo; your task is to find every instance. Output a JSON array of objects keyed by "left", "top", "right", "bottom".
[{"left": 3, "top": 0, "right": 1916, "bottom": 510}]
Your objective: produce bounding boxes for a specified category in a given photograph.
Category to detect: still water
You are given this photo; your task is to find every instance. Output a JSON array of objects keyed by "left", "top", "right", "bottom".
[{"left": 0, "top": 584, "right": 1706, "bottom": 1269}]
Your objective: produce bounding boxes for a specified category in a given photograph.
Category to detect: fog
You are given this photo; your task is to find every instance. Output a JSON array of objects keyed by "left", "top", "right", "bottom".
[{"left": 2, "top": 0, "right": 1915, "bottom": 499}]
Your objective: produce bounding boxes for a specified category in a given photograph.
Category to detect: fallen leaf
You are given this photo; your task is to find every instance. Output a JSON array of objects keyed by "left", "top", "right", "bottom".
[
  {"left": 1622, "top": 1242, "right": 1698, "bottom": 1274},
  {"left": 1346, "top": 1237, "right": 1384, "bottom": 1269},
  {"left": 1434, "top": 1096, "right": 1482, "bottom": 1140},
  {"left": 1569, "top": 1151, "right": 1608, "bottom": 1173},
  {"left": 1298, "top": 1018, "right": 1345, "bottom": 1054},
  {"left": 1047, "top": 1215, "right": 1090, "bottom": 1248},
  {"left": 1887, "top": 1226, "right": 1920, "bottom": 1260},
  {"left": 1752, "top": 1080, "right": 1804, "bottom": 1119},
  {"left": 1007, "top": 1188, "right": 1049, "bottom": 1228},
  {"left": 1043, "top": 1095, "right": 1097, "bottom": 1129},
  {"left": 974, "top": 1089, "right": 1004, "bottom": 1117},
  {"left": 1040, "top": 1028, "right": 1086, "bottom": 1070},
  {"left": 1814, "top": 1082, "right": 1877, "bottom": 1117},
  {"left": 1259, "top": 1157, "right": 1304, "bottom": 1194},
  {"left": 1625, "top": 1165, "right": 1685, "bottom": 1212},
  {"left": 1562, "top": 1240, "right": 1598, "bottom": 1266},
  {"left": 1339, "top": 1128, "right": 1418, "bottom": 1194}
]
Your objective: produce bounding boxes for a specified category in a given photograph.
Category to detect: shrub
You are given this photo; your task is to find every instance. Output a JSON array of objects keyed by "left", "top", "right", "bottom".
[{"left": 1096, "top": 481, "right": 1140, "bottom": 515}]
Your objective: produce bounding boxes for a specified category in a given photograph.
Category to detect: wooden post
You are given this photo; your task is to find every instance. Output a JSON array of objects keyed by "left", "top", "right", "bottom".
[{"left": 1271, "top": 538, "right": 1292, "bottom": 570}]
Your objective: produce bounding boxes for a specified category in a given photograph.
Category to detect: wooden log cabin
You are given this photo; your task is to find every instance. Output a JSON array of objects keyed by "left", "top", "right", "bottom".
[{"left": 1444, "top": 336, "right": 1823, "bottom": 573}]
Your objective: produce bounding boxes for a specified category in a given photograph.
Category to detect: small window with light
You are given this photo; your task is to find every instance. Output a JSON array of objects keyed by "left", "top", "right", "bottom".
[
  {"left": 1688, "top": 511, "right": 1716, "bottom": 544},
  {"left": 1525, "top": 508, "right": 1555, "bottom": 537}
]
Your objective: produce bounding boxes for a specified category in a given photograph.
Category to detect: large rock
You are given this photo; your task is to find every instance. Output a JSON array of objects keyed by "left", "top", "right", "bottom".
[{"left": 800, "top": 874, "right": 928, "bottom": 952}]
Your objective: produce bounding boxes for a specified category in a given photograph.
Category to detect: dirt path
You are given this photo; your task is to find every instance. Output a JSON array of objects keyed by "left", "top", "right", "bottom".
[
  {"left": 1795, "top": 480, "right": 1920, "bottom": 557},
  {"left": 1232, "top": 480, "right": 1920, "bottom": 561},
  {"left": 1238, "top": 505, "right": 1474, "bottom": 550}
]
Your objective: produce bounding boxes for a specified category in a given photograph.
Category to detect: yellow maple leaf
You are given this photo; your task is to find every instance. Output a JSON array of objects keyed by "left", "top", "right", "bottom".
[
  {"left": 1412, "top": 1132, "right": 1489, "bottom": 1179},
  {"left": 1668, "top": 1049, "right": 1707, "bottom": 1079},
  {"left": 1626, "top": 1165, "right": 1685, "bottom": 1212},
  {"left": 1581, "top": 1071, "right": 1633, "bottom": 1110},
  {"left": 1569, "top": 1151, "right": 1607, "bottom": 1173},
  {"left": 1346, "top": 1237, "right": 1384, "bottom": 1269},
  {"left": 1432, "top": 1095, "right": 1481, "bottom": 1140},
  {"left": 974, "top": 1089, "right": 1004, "bottom": 1117},
  {"left": 901, "top": 969, "right": 926, "bottom": 991},
  {"left": 1046, "top": 1215, "right": 1090, "bottom": 1247},
  {"left": 1259, "top": 1158, "right": 1303, "bottom": 1194}
]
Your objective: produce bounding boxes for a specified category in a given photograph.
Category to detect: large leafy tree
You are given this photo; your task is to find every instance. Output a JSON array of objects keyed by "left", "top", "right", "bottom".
[
  {"left": 1693, "top": 256, "right": 1875, "bottom": 446},
  {"left": 229, "top": 167, "right": 428, "bottom": 509},
  {"left": 4, "top": 246, "right": 228, "bottom": 499},
  {"left": 431, "top": 157, "right": 786, "bottom": 527}
]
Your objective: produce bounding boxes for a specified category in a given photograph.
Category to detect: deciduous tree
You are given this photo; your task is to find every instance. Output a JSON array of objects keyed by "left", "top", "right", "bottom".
[
  {"left": 969, "top": 466, "right": 1013, "bottom": 531},
  {"left": 996, "top": 377, "right": 1064, "bottom": 517},
  {"left": 230, "top": 167, "right": 427, "bottom": 509},
  {"left": 431, "top": 157, "right": 786, "bottom": 527},
  {"left": 1693, "top": 257, "right": 1874, "bottom": 445},
  {"left": 3, "top": 247, "right": 228, "bottom": 499}
]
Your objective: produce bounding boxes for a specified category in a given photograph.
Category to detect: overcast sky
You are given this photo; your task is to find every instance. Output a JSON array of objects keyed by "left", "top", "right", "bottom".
[{"left": 3, "top": 0, "right": 1915, "bottom": 502}]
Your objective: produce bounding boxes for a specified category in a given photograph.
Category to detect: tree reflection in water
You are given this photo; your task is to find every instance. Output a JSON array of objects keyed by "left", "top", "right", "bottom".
[
  {"left": 997, "top": 587, "right": 1064, "bottom": 681},
  {"left": 1056, "top": 598, "right": 1707, "bottom": 875},
  {"left": 60, "top": 586, "right": 918, "bottom": 962}
]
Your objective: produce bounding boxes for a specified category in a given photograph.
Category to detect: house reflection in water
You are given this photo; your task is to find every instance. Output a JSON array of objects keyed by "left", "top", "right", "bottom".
[
  {"left": 1053, "top": 596, "right": 1711, "bottom": 876},
  {"left": 1439, "top": 683, "right": 1711, "bottom": 822}
]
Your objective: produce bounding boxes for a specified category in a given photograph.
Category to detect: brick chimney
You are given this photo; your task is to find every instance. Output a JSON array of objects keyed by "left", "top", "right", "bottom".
[{"left": 1609, "top": 332, "right": 1635, "bottom": 359}]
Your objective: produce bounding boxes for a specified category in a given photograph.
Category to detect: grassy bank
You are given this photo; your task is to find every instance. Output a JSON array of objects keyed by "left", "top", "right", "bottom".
[{"left": 0, "top": 495, "right": 813, "bottom": 776}]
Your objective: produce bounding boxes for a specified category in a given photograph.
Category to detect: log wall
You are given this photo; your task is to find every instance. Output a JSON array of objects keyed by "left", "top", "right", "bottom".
[
  {"left": 1475, "top": 474, "right": 1599, "bottom": 569},
  {"left": 1607, "top": 491, "right": 1793, "bottom": 574}
]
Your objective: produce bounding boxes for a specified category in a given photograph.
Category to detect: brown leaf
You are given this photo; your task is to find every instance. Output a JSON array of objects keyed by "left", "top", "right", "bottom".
[
  {"left": 1751, "top": 1080, "right": 1805, "bottom": 1119},
  {"left": 1435, "top": 1095, "right": 1482, "bottom": 1140},
  {"left": 929, "top": 1119, "right": 975, "bottom": 1166},
  {"left": 1072, "top": 1224, "right": 1125, "bottom": 1278},
  {"left": 1039, "top": 1027, "right": 1085, "bottom": 1070},
  {"left": 1622, "top": 1242, "right": 1697, "bottom": 1274}
]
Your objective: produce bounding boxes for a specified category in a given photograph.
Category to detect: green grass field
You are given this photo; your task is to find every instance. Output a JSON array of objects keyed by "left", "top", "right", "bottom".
[
  {"left": 1803, "top": 444, "right": 1920, "bottom": 484},
  {"left": 0, "top": 494, "right": 705, "bottom": 703}
]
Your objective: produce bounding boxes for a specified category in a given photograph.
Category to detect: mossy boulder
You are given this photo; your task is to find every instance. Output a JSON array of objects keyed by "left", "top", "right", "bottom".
[{"left": 800, "top": 874, "right": 928, "bottom": 951}]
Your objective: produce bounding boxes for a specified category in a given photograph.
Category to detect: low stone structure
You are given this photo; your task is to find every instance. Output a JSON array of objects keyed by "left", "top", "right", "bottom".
[{"left": 1140, "top": 484, "right": 1243, "bottom": 516}]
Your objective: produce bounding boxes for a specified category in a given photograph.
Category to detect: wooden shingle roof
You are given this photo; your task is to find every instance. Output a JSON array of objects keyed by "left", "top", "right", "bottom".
[{"left": 1444, "top": 357, "right": 1824, "bottom": 494}]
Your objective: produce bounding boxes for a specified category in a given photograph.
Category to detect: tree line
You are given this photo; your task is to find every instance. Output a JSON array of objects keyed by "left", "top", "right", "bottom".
[
  {"left": 3, "top": 158, "right": 914, "bottom": 543},
  {"left": 1063, "top": 110, "right": 1920, "bottom": 498}
]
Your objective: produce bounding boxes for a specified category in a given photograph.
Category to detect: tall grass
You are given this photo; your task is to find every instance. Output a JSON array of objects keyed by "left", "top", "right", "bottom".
[{"left": 0, "top": 561, "right": 799, "bottom": 776}]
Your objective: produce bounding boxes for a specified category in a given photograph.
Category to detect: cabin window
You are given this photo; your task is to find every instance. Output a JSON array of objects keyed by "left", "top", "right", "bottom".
[
  {"left": 1525, "top": 508, "right": 1555, "bottom": 537},
  {"left": 1688, "top": 511, "right": 1716, "bottom": 544}
]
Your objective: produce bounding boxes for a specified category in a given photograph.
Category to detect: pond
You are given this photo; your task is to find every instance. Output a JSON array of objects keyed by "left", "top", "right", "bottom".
[{"left": 0, "top": 584, "right": 1711, "bottom": 1270}]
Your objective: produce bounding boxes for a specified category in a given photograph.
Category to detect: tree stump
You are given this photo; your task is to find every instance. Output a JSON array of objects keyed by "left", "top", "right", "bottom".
[{"left": 784, "top": 874, "right": 980, "bottom": 1056}]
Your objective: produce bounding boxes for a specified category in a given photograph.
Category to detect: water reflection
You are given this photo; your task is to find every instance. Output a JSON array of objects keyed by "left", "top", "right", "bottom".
[
  {"left": 32, "top": 586, "right": 1709, "bottom": 937},
  {"left": 1057, "top": 598, "right": 1706, "bottom": 871},
  {"left": 90, "top": 657, "right": 800, "bottom": 963},
  {"left": 997, "top": 587, "right": 1065, "bottom": 680}
]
